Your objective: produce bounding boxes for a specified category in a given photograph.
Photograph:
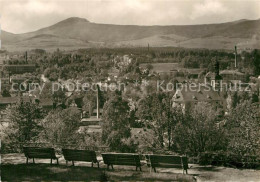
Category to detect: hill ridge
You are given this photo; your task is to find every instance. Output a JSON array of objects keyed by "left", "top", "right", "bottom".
[{"left": 1, "top": 17, "right": 260, "bottom": 51}]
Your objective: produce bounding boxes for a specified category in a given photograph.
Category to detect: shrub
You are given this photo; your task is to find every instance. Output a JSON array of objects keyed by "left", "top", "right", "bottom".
[{"left": 198, "top": 151, "right": 260, "bottom": 169}]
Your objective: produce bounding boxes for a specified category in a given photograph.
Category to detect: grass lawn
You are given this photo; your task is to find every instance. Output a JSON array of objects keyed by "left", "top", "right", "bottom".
[
  {"left": 1, "top": 164, "right": 105, "bottom": 181},
  {"left": 1, "top": 163, "right": 194, "bottom": 181},
  {"left": 1, "top": 153, "right": 260, "bottom": 181},
  {"left": 1, "top": 154, "right": 194, "bottom": 181}
]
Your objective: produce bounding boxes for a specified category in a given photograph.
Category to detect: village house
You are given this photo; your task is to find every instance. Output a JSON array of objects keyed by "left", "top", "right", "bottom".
[
  {"left": 205, "top": 69, "right": 247, "bottom": 85},
  {"left": 3, "top": 64, "right": 36, "bottom": 74},
  {"left": 0, "top": 96, "right": 54, "bottom": 121},
  {"left": 172, "top": 84, "right": 225, "bottom": 114}
]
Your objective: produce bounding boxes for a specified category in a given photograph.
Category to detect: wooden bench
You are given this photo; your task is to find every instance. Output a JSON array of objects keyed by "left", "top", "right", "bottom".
[
  {"left": 146, "top": 154, "right": 188, "bottom": 174},
  {"left": 23, "top": 147, "right": 59, "bottom": 164},
  {"left": 102, "top": 153, "right": 142, "bottom": 171},
  {"left": 62, "top": 149, "right": 100, "bottom": 168}
]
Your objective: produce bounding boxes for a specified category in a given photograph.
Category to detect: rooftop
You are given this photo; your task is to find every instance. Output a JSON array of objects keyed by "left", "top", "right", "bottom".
[
  {"left": 173, "top": 85, "right": 223, "bottom": 102},
  {"left": 220, "top": 70, "right": 245, "bottom": 75},
  {"left": 0, "top": 96, "right": 31, "bottom": 105}
]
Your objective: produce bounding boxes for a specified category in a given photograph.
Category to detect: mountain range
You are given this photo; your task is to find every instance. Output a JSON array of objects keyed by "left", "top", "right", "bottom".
[{"left": 1, "top": 17, "right": 260, "bottom": 51}]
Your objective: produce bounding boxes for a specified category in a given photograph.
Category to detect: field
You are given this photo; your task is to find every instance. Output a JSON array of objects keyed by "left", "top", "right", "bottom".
[{"left": 140, "top": 63, "right": 180, "bottom": 73}]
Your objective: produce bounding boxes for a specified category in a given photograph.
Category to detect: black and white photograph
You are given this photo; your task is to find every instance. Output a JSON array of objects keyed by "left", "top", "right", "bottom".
[{"left": 0, "top": 0, "right": 260, "bottom": 181}]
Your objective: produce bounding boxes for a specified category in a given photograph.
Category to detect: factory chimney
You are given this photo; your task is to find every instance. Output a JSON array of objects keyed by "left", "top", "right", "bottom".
[
  {"left": 96, "top": 84, "right": 100, "bottom": 119},
  {"left": 234, "top": 46, "right": 237, "bottom": 68}
]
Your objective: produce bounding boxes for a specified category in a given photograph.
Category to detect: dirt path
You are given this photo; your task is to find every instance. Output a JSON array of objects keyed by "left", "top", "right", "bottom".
[{"left": 159, "top": 164, "right": 260, "bottom": 182}]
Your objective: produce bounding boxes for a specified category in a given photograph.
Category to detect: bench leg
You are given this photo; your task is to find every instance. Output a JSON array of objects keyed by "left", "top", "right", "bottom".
[
  {"left": 107, "top": 164, "right": 109, "bottom": 170},
  {"left": 57, "top": 159, "right": 59, "bottom": 165},
  {"left": 72, "top": 161, "right": 75, "bottom": 166},
  {"left": 153, "top": 167, "right": 156, "bottom": 173},
  {"left": 33, "top": 158, "right": 35, "bottom": 164},
  {"left": 186, "top": 169, "right": 188, "bottom": 174},
  {"left": 91, "top": 162, "right": 93, "bottom": 167},
  {"left": 97, "top": 162, "right": 100, "bottom": 168}
]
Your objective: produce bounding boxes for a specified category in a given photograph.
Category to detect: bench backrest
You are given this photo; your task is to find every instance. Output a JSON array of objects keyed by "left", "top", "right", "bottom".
[
  {"left": 148, "top": 155, "right": 188, "bottom": 169},
  {"left": 23, "top": 147, "right": 57, "bottom": 159},
  {"left": 102, "top": 153, "right": 141, "bottom": 167},
  {"left": 62, "top": 149, "right": 98, "bottom": 162}
]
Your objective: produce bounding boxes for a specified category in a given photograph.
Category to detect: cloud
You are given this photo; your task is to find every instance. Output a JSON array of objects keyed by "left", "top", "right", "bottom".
[{"left": 191, "top": 0, "right": 228, "bottom": 19}]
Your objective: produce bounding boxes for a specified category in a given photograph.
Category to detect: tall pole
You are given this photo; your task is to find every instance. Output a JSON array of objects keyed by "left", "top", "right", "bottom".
[{"left": 96, "top": 84, "right": 100, "bottom": 119}]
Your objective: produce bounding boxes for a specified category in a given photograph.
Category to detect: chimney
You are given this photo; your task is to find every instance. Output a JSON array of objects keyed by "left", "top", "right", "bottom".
[
  {"left": 96, "top": 84, "right": 100, "bottom": 119},
  {"left": 234, "top": 46, "right": 237, "bottom": 68}
]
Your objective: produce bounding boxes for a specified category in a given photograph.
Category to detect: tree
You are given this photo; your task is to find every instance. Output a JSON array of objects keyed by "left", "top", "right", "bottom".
[
  {"left": 252, "top": 49, "right": 260, "bottom": 75},
  {"left": 1, "top": 88, "right": 11, "bottom": 97},
  {"left": 40, "top": 82, "right": 66, "bottom": 103},
  {"left": 173, "top": 102, "right": 227, "bottom": 156},
  {"left": 40, "top": 107, "right": 81, "bottom": 146},
  {"left": 136, "top": 93, "right": 176, "bottom": 149},
  {"left": 136, "top": 94, "right": 164, "bottom": 148},
  {"left": 101, "top": 93, "right": 132, "bottom": 152},
  {"left": 1, "top": 99, "right": 45, "bottom": 150},
  {"left": 43, "top": 67, "right": 59, "bottom": 81},
  {"left": 146, "top": 63, "right": 153, "bottom": 71},
  {"left": 83, "top": 91, "right": 97, "bottom": 117},
  {"left": 226, "top": 101, "right": 260, "bottom": 157},
  {"left": 231, "top": 91, "right": 240, "bottom": 109}
]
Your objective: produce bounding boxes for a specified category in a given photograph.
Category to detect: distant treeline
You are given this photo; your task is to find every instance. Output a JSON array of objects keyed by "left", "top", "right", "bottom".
[
  {"left": 4, "top": 47, "right": 260, "bottom": 76},
  {"left": 76, "top": 47, "right": 259, "bottom": 75}
]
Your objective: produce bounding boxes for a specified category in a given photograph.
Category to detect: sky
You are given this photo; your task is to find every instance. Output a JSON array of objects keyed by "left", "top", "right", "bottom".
[{"left": 1, "top": 0, "right": 260, "bottom": 34}]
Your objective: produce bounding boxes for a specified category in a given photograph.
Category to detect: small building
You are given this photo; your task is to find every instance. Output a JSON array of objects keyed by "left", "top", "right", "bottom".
[
  {"left": 0, "top": 97, "right": 20, "bottom": 110},
  {"left": 172, "top": 85, "right": 225, "bottom": 113},
  {"left": 4, "top": 64, "right": 36, "bottom": 74},
  {"left": 38, "top": 98, "right": 54, "bottom": 112},
  {"left": 185, "top": 68, "right": 205, "bottom": 80},
  {"left": 220, "top": 70, "right": 247, "bottom": 83},
  {"left": 0, "top": 96, "right": 32, "bottom": 120}
]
